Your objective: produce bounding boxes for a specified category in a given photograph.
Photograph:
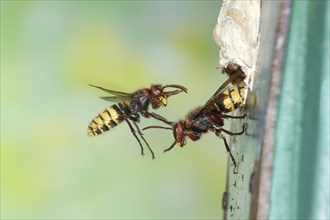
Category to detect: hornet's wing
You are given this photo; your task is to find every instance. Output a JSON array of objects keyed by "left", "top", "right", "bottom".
[
  {"left": 89, "top": 84, "right": 133, "bottom": 102},
  {"left": 194, "top": 71, "right": 243, "bottom": 117}
]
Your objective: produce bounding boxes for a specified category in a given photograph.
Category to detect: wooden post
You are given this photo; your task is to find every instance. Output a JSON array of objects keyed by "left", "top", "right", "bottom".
[{"left": 215, "top": 0, "right": 329, "bottom": 219}]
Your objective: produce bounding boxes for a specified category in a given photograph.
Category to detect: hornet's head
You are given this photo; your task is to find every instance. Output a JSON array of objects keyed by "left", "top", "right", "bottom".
[
  {"left": 149, "top": 84, "right": 187, "bottom": 109},
  {"left": 142, "top": 120, "right": 187, "bottom": 153}
]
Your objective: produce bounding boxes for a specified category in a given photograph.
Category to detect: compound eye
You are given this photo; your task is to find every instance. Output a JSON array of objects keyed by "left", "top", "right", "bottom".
[
  {"left": 151, "top": 85, "right": 162, "bottom": 96},
  {"left": 174, "top": 122, "right": 183, "bottom": 138},
  {"left": 173, "top": 124, "right": 179, "bottom": 138},
  {"left": 151, "top": 98, "right": 159, "bottom": 109}
]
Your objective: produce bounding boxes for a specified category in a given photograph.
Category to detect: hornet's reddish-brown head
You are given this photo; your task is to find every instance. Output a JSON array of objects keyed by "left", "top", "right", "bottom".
[
  {"left": 142, "top": 120, "right": 188, "bottom": 153},
  {"left": 149, "top": 84, "right": 187, "bottom": 109}
]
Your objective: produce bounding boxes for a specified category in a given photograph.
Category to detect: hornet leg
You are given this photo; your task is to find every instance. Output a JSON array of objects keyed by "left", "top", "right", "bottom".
[
  {"left": 221, "top": 123, "right": 246, "bottom": 136},
  {"left": 133, "top": 121, "right": 155, "bottom": 159},
  {"left": 145, "top": 111, "right": 173, "bottom": 126},
  {"left": 221, "top": 135, "right": 238, "bottom": 174},
  {"left": 220, "top": 114, "right": 247, "bottom": 119},
  {"left": 125, "top": 119, "right": 144, "bottom": 157}
]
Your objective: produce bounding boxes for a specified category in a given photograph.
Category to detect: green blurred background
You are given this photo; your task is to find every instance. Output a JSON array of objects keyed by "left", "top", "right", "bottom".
[{"left": 1, "top": 1, "right": 232, "bottom": 219}]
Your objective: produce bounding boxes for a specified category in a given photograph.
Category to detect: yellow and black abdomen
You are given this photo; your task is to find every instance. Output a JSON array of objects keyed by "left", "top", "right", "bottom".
[
  {"left": 87, "top": 102, "right": 129, "bottom": 136},
  {"left": 214, "top": 84, "right": 245, "bottom": 113}
]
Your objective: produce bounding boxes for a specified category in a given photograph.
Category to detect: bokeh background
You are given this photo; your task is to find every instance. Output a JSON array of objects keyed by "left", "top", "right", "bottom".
[{"left": 1, "top": 1, "right": 233, "bottom": 219}]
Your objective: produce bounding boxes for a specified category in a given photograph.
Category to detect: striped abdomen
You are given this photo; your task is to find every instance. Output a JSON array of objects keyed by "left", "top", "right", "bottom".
[
  {"left": 214, "top": 84, "right": 245, "bottom": 113},
  {"left": 87, "top": 102, "right": 130, "bottom": 136}
]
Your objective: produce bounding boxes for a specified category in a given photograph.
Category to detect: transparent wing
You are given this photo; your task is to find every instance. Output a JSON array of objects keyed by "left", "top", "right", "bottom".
[
  {"left": 89, "top": 84, "right": 133, "bottom": 102},
  {"left": 99, "top": 96, "right": 132, "bottom": 102},
  {"left": 195, "top": 72, "right": 240, "bottom": 117},
  {"left": 89, "top": 84, "right": 133, "bottom": 96}
]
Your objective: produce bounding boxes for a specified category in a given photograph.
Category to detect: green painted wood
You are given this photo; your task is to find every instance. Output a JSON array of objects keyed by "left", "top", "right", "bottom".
[{"left": 270, "top": 1, "right": 330, "bottom": 219}]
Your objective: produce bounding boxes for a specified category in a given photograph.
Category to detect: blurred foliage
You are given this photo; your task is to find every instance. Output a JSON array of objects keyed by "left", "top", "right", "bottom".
[{"left": 0, "top": 1, "right": 232, "bottom": 219}]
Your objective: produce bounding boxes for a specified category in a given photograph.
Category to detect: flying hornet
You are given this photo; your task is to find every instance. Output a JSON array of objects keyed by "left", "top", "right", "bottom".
[
  {"left": 87, "top": 84, "right": 187, "bottom": 159},
  {"left": 143, "top": 73, "right": 246, "bottom": 173}
]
